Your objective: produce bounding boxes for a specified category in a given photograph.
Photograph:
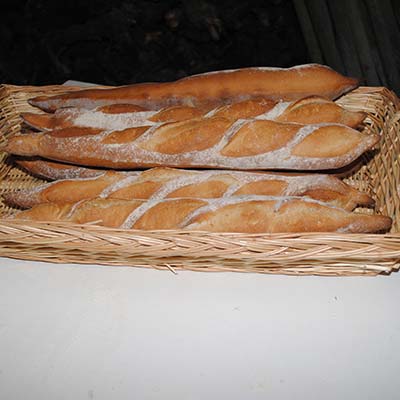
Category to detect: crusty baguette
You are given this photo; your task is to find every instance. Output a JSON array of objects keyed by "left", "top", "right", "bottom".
[
  {"left": 11, "top": 196, "right": 391, "bottom": 233},
  {"left": 3, "top": 167, "right": 373, "bottom": 210},
  {"left": 2, "top": 119, "right": 379, "bottom": 170},
  {"left": 21, "top": 103, "right": 210, "bottom": 131},
  {"left": 28, "top": 64, "right": 359, "bottom": 112},
  {"left": 22, "top": 96, "right": 365, "bottom": 131},
  {"left": 14, "top": 157, "right": 106, "bottom": 180},
  {"left": 274, "top": 96, "right": 365, "bottom": 127}
]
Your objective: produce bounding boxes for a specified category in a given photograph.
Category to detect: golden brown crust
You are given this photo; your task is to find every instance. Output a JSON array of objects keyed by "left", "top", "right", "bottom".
[
  {"left": 148, "top": 105, "right": 208, "bottom": 122},
  {"left": 212, "top": 98, "right": 276, "bottom": 120},
  {"left": 134, "top": 199, "right": 207, "bottom": 230},
  {"left": 70, "top": 198, "right": 142, "bottom": 227},
  {"left": 22, "top": 96, "right": 364, "bottom": 133},
  {"left": 3, "top": 118, "right": 379, "bottom": 170},
  {"left": 14, "top": 158, "right": 106, "bottom": 180},
  {"left": 108, "top": 180, "right": 162, "bottom": 200},
  {"left": 48, "top": 127, "right": 103, "bottom": 138},
  {"left": 101, "top": 127, "right": 148, "bottom": 144},
  {"left": 3, "top": 167, "right": 374, "bottom": 211},
  {"left": 220, "top": 120, "right": 298, "bottom": 156},
  {"left": 138, "top": 118, "right": 232, "bottom": 154},
  {"left": 188, "top": 199, "right": 391, "bottom": 233},
  {"left": 232, "top": 180, "right": 288, "bottom": 196},
  {"left": 165, "top": 180, "right": 231, "bottom": 198},
  {"left": 21, "top": 113, "right": 56, "bottom": 131},
  {"left": 39, "top": 172, "right": 119, "bottom": 203},
  {"left": 98, "top": 104, "right": 148, "bottom": 113},
  {"left": 12, "top": 196, "right": 391, "bottom": 233},
  {"left": 28, "top": 65, "right": 359, "bottom": 112},
  {"left": 275, "top": 96, "right": 366, "bottom": 127},
  {"left": 15, "top": 202, "right": 74, "bottom": 221},
  {"left": 291, "top": 125, "right": 364, "bottom": 158}
]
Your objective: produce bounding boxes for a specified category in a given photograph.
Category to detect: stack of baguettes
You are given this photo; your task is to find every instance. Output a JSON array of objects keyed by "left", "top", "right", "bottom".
[{"left": 0, "top": 64, "right": 393, "bottom": 233}]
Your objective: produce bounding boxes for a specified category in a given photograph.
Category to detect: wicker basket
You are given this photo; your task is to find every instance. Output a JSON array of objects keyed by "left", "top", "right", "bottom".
[{"left": 0, "top": 84, "right": 399, "bottom": 276}]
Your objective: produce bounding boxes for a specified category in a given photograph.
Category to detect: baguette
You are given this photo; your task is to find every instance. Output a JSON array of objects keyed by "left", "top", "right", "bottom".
[
  {"left": 3, "top": 119, "right": 379, "bottom": 170},
  {"left": 22, "top": 96, "right": 366, "bottom": 131},
  {"left": 28, "top": 64, "right": 359, "bottom": 112},
  {"left": 14, "top": 157, "right": 106, "bottom": 180},
  {"left": 22, "top": 103, "right": 210, "bottom": 131},
  {"left": 11, "top": 195, "right": 391, "bottom": 233},
  {"left": 3, "top": 167, "right": 373, "bottom": 211}
]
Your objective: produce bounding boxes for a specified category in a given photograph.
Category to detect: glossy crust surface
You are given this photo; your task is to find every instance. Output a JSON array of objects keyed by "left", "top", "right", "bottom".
[{"left": 28, "top": 64, "right": 359, "bottom": 112}]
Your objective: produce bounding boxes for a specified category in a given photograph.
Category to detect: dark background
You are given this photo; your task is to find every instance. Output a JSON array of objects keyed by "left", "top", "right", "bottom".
[
  {"left": 1, "top": 0, "right": 400, "bottom": 93},
  {"left": 0, "top": 0, "right": 309, "bottom": 85}
]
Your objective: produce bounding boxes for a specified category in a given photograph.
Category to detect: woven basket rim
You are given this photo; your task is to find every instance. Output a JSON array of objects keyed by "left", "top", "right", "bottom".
[{"left": 1, "top": 218, "right": 400, "bottom": 239}]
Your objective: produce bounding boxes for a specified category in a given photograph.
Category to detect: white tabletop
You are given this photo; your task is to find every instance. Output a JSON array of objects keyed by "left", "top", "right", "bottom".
[{"left": 0, "top": 257, "right": 399, "bottom": 400}]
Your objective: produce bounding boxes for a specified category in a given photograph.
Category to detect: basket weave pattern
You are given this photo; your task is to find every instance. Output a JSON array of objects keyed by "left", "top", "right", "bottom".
[{"left": 0, "top": 84, "right": 399, "bottom": 276}]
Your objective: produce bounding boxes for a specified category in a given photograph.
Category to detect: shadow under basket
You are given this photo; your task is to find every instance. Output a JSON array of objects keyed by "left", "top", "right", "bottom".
[{"left": 0, "top": 84, "right": 400, "bottom": 276}]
